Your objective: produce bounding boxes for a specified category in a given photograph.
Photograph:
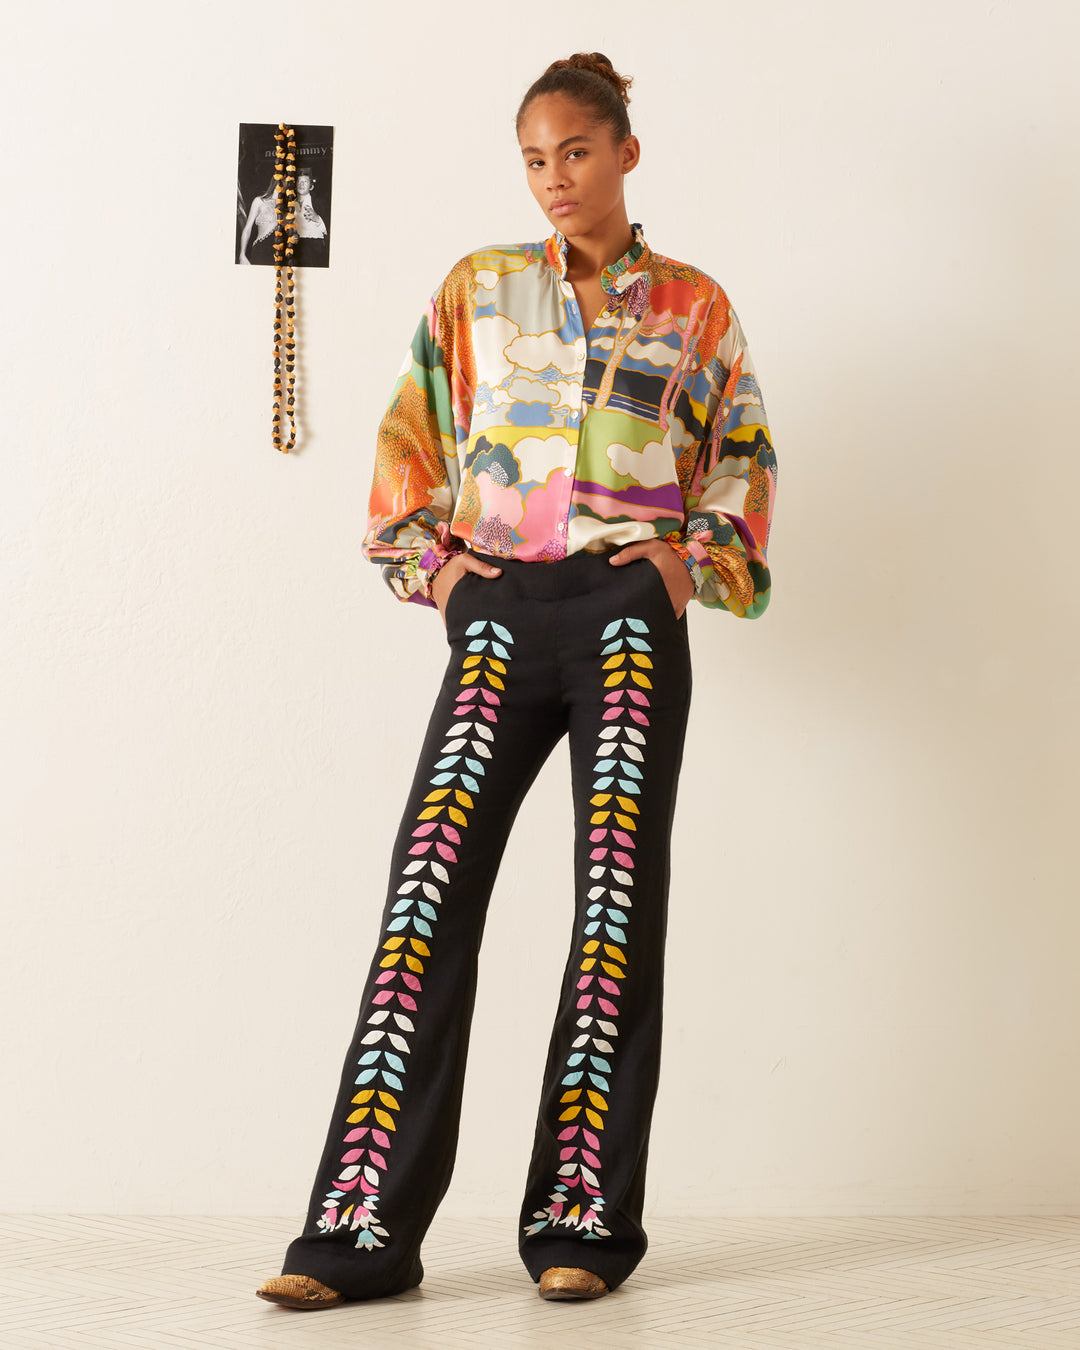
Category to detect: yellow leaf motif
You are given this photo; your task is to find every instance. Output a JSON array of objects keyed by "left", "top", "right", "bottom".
[
  {"left": 346, "top": 1106, "right": 370, "bottom": 1123},
  {"left": 587, "top": 1091, "right": 608, "bottom": 1110},
  {"left": 455, "top": 790, "right": 474, "bottom": 809},
  {"left": 352, "top": 1090, "right": 375, "bottom": 1104},
  {"left": 602, "top": 655, "right": 626, "bottom": 669},
  {"left": 379, "top": 953, "right": 401, "bottom": 968},
  {"left": 603, "top": 944, "right": 626, "bottom": 963},
  {"left": 604, "top": 671, "right": 627, "bottom": 686},
  {"left": 374, "top": 1109, "right": 396, "bottom": 1130},
  {"left": 630, "top": 654, "right": 653, "bottom": 668},
  {"left": 559, "top": 1105, "right": 582, "bottom": 1120},
  {"left": 590, "top": 811, "right": 611, "bottom": 824},
  {"left": 459, "top": 670, "right": 480, "bottom": 684},
  {"left": 405, "top": 955, "right": 424, "bottom": 972},
  {"left": 487, "top": 658, "right": 507, "bottom": 675},
  {"left": 424, "top": 789, "right": 451, "bottom": 803},
  {"left": 591, "top": 793, "right": 612, "bottom": 806},
  {"left": 583, "top": 940, "right": 600, "bottom": 953},
  {"left": 485, "top": 672, "right": 505, "bottom": 690},
  {"left": 378, "top": 1092, "right": 400, "bottom": 1109},
  {"left": 616, "top": 795, "right": 639, "bottom": 814},
  {"left": 448, "top": 807, "right": 467, "bottom": 826},
  {"left": 630, "top": 671, "right": 653, "bottom": 688},
  {"left": 417, "top": 805, "right": 444, "bottom": 820},
  {"left": 410, "top": 939, "right": 431, "bottom": 956},
  {"left": 560, "top": 1088, "right": 582, "bottom": 1102},
  {"left": 600, "top": 962, "right": 625, "bottom": 978},
  {"left": 463, "top": 655, "right": 482, "bottom": 669},
  {"left": 585, "top": 1109, "right": 604, "bottom": 1128},
  {"left": 614, "top": 813, "right": 636, "bottom": 829}
]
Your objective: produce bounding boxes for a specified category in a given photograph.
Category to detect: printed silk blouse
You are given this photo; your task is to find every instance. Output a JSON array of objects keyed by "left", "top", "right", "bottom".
[{"left": 363, "top": 221, "right": 777, "bottom": 618}]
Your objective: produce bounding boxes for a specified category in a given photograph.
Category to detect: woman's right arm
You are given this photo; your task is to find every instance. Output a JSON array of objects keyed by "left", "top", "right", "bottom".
[{"left": 362, "top": 258, "right": 477, "bottom": 608}]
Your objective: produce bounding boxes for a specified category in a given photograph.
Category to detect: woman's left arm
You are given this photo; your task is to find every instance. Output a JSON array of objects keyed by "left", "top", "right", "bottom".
[{"left": 663, "top": 303, "right": 778, "bottom": 620}]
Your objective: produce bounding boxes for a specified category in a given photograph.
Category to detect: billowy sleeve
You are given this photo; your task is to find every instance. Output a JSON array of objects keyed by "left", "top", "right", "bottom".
[
  {"left": 362, "top": 257, "right": 476, "bottom": 607},
  {"left": 663, "top": 301, "right": 777, "bottom": 618}
]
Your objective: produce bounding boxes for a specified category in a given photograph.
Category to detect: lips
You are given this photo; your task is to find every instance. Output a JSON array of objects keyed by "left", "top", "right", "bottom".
[{"left": 551, "top": 201, "right": 578, "bottom": 215}]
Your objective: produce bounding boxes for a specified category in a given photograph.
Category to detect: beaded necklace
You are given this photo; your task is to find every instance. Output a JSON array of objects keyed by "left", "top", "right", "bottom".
[{"left": 272, "top": 122, "right": 297, "bottom": 453}]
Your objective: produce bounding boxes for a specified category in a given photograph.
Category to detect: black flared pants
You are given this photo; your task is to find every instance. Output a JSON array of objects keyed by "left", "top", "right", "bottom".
[{"left": 279, "top": 546, "right": 693, "bottom": 1298}]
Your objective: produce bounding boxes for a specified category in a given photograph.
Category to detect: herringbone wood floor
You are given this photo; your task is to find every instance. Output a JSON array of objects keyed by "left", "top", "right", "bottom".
[{"left": 2, "top": 1214, "right": 1078, "bottom": 1348}]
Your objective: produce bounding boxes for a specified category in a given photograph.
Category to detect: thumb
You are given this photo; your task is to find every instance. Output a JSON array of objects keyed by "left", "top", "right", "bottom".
[{"left": 609, "top": 543, "right": 649, "bottom": 564}]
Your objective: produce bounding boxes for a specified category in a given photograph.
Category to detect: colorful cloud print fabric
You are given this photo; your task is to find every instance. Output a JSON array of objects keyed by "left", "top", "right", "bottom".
[{"left": 363, "top": 221, "right": 776, "bottom": 619}]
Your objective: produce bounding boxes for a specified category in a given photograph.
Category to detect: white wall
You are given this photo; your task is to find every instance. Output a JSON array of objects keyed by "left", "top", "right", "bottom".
[{"left": 5, "top": 0, "right": 1078, "bottom": 1219}]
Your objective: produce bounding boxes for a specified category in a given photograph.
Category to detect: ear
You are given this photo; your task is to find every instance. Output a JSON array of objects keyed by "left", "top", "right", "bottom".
[{"left": 621, "top": 135, "right": 641, "bottom": 173}]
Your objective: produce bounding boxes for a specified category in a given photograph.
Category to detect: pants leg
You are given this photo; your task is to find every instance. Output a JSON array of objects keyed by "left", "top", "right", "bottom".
[
  {"left": 280, "top": 573, "right": 566, "bottom": 1299},
  {"left": 517, "top": 554, "right": 693, "bottom": 1292}
]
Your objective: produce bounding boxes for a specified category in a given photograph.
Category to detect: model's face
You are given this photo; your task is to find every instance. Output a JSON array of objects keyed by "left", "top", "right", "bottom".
[
  {"left": 518, "top": 92, "right": 638, "bottom": 236},
  {"left": 297, "top": 173, "right": 313, "bottom": 193}
]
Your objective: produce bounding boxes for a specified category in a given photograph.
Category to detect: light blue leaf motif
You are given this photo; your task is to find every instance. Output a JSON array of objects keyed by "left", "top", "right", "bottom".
[
  {"left": 385, "top": 1053, "right": 406, "bottom": 1073},
  {"left": 417, "top": 901, "right": 437, "bottom": 920},
  {"left": 491, "top": 641, "right": 509, "bottom": 659},
  {"left": 460, "top": 774, "right": 479, "bottom": 793},
  {"left": 588, "top": 1074, "right": 610, "bottom": 1091},
  {"left": 464, "top": 758, "right": 485, "bottom": 775},
  {"left": 429, "top": 772, "right": 455, "bottom": 785},
  {"left": 561, "top": 1071, "right": 584, "bottom": 1086},
  {"left": 593, "top": 776, "right": 614, "bottom": 790},
  {"left": 413, "top": 918, "right": 433, "bottom": 937},
  {"left": 618, "top": 780, "right": 640, "bottom": 795},
  {"left": 354, "top": 1069, "right": 378, "bottom": 1084},
  {"left": 391, "top": 899, "right": 413, "bottom": 914},
  {"left": 594, "top": 759, "right": 616, "bottom": 773},
  {"left": 590, "top": 1056, "right": 612, "bottom": 1072},
  {"left": 465, "top": 620, "right": 488, "bottom": 636},
  {"left": 627, "top": 636, "right": 653, "bottom": 651},
  {"left": 358, "top": 1051, "right": 381, "bottom": 1065},
  {"left": 626, "top": 617, "right": 649, "bottom": 632},
  {"left": 466, "top": 639, "right": 489, "bottom": 653},
  {"left": 605, "top": 926, "right": 627, "bottom": 943},
  {"left": 584, "top": 921, "right": 600, "bottom": 935},
  {"left": 434, "top": 756, "right": 461, "bottom": 770},
  {"left": 381, "top": 1072, "right": 404, "bottom": 1090},
  {"left": 387, "top": 916, "right": 411, "bottom": 931},
  {"left": 619, "top": 762, "right": 643, "bottom": 780},
  {"left": 490, "top": 621, "right": 514, "bottom": 643},
  {"left": 601, "top": 639, "right": 623, "bottom": 655},
  {"left": 586, "top": 903, "right": 604, "bottom": 916},
  {"left": 567, "top": 1053, "right": 585, "bottom": 1066},
  {"left": 607, "top": 908, "right": 629, "bottom": 923}
]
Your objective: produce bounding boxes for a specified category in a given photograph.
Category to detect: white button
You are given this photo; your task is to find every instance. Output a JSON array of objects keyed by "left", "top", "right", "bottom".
[{"left": 557, "top": 521, "right": 566, "bottom": 532}]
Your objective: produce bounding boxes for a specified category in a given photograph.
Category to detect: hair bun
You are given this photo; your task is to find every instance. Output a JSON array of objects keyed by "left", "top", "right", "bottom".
[{"left": 545, "top": 51, "right": 633, "bottom": 106}]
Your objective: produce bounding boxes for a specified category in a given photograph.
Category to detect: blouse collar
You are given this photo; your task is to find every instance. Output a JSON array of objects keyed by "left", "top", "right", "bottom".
[{"left": 545, "top": 220, "right": 651, "bottom": 306}]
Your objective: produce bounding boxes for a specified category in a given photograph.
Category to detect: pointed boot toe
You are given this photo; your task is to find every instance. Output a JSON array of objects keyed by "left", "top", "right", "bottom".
[
  {"left": 538, "top": 1266, "right": 610, "bottom": 1300},
  {"left": 256, "top": 1273, "right": 345, "bottom": 1309}
]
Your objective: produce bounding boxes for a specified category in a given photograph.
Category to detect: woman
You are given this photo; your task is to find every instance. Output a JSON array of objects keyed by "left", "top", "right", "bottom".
[
  {"left": 239, "top": 167, "right": 327, "bottom": 265},
  {"left": 257, "top": 51, "right": 776, "bottom": 1311}
]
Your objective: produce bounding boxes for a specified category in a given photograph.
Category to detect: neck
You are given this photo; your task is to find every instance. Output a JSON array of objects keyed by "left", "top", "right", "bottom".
[{"left": 561, "top": 210, "right": 635, "bottom": 280}]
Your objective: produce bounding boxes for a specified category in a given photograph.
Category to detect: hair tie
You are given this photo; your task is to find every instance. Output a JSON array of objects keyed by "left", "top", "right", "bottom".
[{"left": 272, "top": 123, "right": 298, "bottom": 452}]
